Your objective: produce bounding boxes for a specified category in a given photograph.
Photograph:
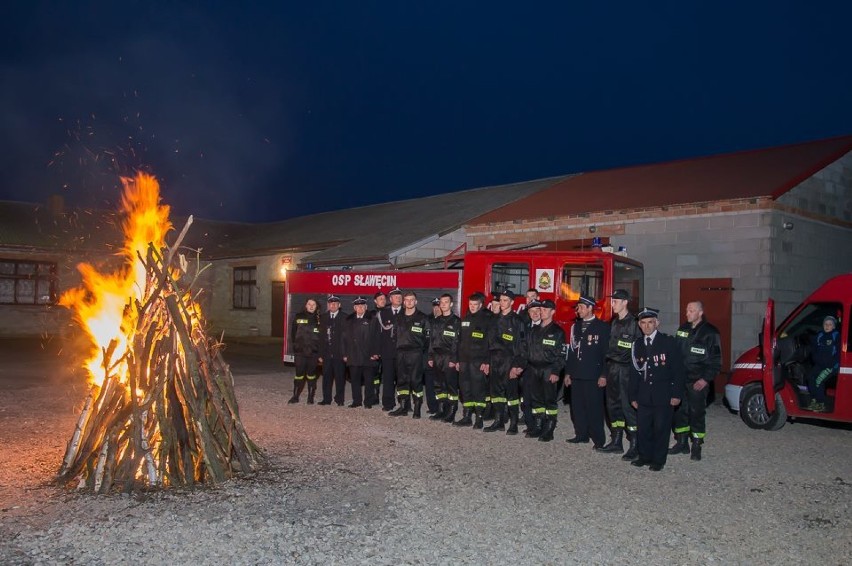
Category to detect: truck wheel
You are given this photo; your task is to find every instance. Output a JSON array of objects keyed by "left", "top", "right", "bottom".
[{"left": 739, "top": 383, "right": 787, "bottom": 430}]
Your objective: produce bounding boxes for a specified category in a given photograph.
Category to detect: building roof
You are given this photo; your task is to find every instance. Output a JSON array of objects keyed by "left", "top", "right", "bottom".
[
  {"left": 212, "top": 176, "right": 569, "bottom": 264},
  {"left": 471, "top": 135, "right": 852, "bottom": 224}
]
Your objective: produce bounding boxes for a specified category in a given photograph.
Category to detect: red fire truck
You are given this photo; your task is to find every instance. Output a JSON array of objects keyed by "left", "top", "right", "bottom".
[
  {"left": 281, "top": 250, "right": 644, "bottom": 361},
  {"left": 725, "top": 274, "right": 851, "bottom": 429}
]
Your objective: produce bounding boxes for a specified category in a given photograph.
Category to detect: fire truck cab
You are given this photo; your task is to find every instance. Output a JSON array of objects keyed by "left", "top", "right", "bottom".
[
  {"left": 460, "top": 250, "right": 644, "bottom": 331},
  {"left": 725, "top": 274, "right": 852, "bottom": 430}
]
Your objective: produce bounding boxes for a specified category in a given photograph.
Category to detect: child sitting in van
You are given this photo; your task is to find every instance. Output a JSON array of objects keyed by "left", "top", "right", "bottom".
[{"left": 806, "top": 316, "right": 841, "bottom": 412}]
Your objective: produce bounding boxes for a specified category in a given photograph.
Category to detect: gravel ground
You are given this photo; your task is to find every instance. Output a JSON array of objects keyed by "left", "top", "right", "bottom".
[{"left": 1, "top": 338, "right": 850, "bottom": 565}]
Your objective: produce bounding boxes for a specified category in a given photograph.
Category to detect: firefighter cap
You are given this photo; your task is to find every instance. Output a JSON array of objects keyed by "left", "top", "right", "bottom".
[
  {"left": 469, "top": 292, "right": 486, "bottom": 302},
  {"left": 577, "top": 294, "right": 596, "bottom": 307},
  {"left": 373, "top": 291, "right": 386, "bottom": 299},
  {"left": 527, "top": 299, "right": 543, "bottom": 309},
  {"left": 637, "top": 307, "right": 660, "bottom": 320},
  {"left": 608, "top": 289, "right": 630, "bottom": 300},
  {"left": 327, "top": 294, "right": 341, "bottom": 303},
  {"left": 352, "top": 296, "right": 368, "bottom": 305},
  {"left": 499, "top": 289, "right": 515, "bottom": 300},
  {"left": 388, "top": 288, "right": 403, "bottom": 297},
  {"left": 539, "top": 299, "right": 556, "bottom": 309},
  {"left": 431, "top": 297, "right": 440, "bottom": 306}
]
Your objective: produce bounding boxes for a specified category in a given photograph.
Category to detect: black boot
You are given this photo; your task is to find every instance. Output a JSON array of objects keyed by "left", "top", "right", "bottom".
[
  {"left": 412, "top": 397, "right": 423, "bottom": 419},
  {"left": 525, "top": 417, "right": 543, "bottom": 438},
  {"left": 288, "top": 380, "right": 305, "bottom": 404},
  {"left": 473, "top": 407, "right": 484, "bottom": 429},
  {"left": 484, "top": 406, "right": 506, "bottom": 432},
  {"left": 690, "top": 437, "right": 703, "bottom": 461},
  {"left": 622, "top": 430, "right": 639, "bottom": 461},
  {"left": 599, "top": 430, "right": 624, "bottom": 453},
  {"left": 389, "top": 397, "right": 410, "bottom": 416},
  {"left": 668, "top": 433, "right": 690, "bottom": 455},
  {"left": 429, "top": 400, "right": 445, "bottom": 420},
  {"left": 453, "top": 407, "right": 472, "bottom": 426},
  {"left": 506, "top": 406, "right": 519, "bottom": 435},
  {"left": 442, "top": 402, "right": 458, "bottom": 423},
  {"left": 538, "top": 418, "right": 556, "bottom": 442},
  {"left": 482, "top": 401, "right": 494, "bottom": 421},
  {"left": 306, "top": 381, "right": 316, "bottom": 405}
]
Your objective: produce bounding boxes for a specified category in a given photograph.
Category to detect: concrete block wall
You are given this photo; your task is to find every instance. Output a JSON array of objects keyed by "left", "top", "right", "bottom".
[
  {"left": 778, "top": 150, "right": 852, "bottom": 222},
  {"left": 204, "top": 254, "right": 292, "bottom": 338},
  {"left": 769, "top": 211, "right": 852, "bottom": 320}
]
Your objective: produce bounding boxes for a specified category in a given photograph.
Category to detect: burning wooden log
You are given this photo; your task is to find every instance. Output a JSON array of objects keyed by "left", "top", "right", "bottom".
[{"left": 58, "top": 173, "right": 263, "bottom": 492}]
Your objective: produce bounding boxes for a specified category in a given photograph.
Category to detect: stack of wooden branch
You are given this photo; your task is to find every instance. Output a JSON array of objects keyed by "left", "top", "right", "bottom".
[{"left": 58, "top": 219, "right": 263, "bottom": 493}]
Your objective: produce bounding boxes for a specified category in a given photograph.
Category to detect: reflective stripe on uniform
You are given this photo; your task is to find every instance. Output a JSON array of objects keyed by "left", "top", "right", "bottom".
[
  {"left": 436, "top": 393, "right": 448, "bottom": 399},
  {"left": 306, "top": 375, "right": 318, "bottom": 381},
  {"left": 532, "top": 407, "right": 546, "bottom": 414},
  {"left": 626, "top": 425, "right": 637, "bottom": 432},
  {"left": 674, "top": 426, "right": 690, "bottom": 434},
  {"left": 507, "top": 399, "right": 520, "bottom": 406},
  {"left": 463, "top": 401, "right": 475, "bottom": 408},
  {"left": 617, "top": 340, "right": 632, "bottom": 349},
  {"left": 545, "top": 409, "right": 558, "bottom": 416},
  {"left": 692, "top": 432, "right": 706, "bottom": 439},
  {"left": 294, "top": 375, "right": 305, "bottom": 381},
  {"left": 397, "top": 389, "right": 410, "bottom": 396},
  {"left": 448, "top": 395, "right": 459, "bottom": 401},
  {"left": 610, "top": 420, "right": 625, "bottom": 428},
  {"left": 491, "top": 396, "right": 507, "bottom": 403}
]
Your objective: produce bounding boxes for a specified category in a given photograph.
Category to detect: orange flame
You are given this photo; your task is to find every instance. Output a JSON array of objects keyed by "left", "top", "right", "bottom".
[{"left": 60, "top": 172, "right": 172, "bottom": 387}]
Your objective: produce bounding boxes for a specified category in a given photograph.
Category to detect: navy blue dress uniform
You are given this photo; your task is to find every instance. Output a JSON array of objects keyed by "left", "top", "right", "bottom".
[
  {"left": 485, "top": 290, "right": 528, "bottom": 433},
  {"left": 388, "top": 298, "right": 430, "bottom": 418},
  {"left": 343, "top": 297, "right": 381, "bottom": 408},
  {"left": 318, "top": 295, "right": 347, "bottom": 406},
  {"left": 428, "top": 302, "right": 462, "bottom": 423},
  {"left": 565, "top": 295, "right": 611, "bottom": 448},
  {"left": 628, "top": 308, "right": 686, "bottom": 471},
  {"left": 289, "top": 304, "right": 321, "bottom": 404},
  {"left": 671, "top": 313, "right": 722, "bottom": 460},
  {"left": 376, "top": 289, "right": 404, "bottom": 411},
  {"left": 523, "top": 300, "right": 565, "bottom": 441},
  {"left": 601, "top": 289, "right": 644, "bottom": 457},
  {"left": 455, "top": 293, "right": 495, "bottom": 429}
]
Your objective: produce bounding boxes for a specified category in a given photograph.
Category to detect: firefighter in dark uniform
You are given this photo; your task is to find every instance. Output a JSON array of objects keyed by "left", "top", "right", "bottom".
[
  {"left": 455, "top": 292, "right": 494, "bottom": 429},
  {"left": 428, "top": 293, "right": 462, "bottom": 423},
  {"left": 389, "top": 291, "right": 430, "bottom": 418},
  {"left": 343, "top": 297, "right": 381, "bottom": 408},
  {"left": 520, "top": 299, "right": 543, "bottom": 433},
  {"left": 368, "top": 291, "right": 388, "bottom": 402},
  {"left": 423, "top": 298, "right": 442, "bottom": 414},
  {"left": 485, "top": 290, "right": 527, "bottom": 433},
  {"left": 377, "top": 288, "right": 404, "bottom": 411},
  {"left": 629, "top": 308, "right": 685, "bottom": 471},
  {"left": 318, "top": 295, "right": 347, "bottom": 406},
  {"left": 289, "top": 297, "right": 321, "bottom": 404},
  {"left": 670, "top": 300, "right": 722, "bottom": 461},
  {"left": 564, "top": 294, "right": 611, "bottom": 448},
  {"left": 600, "top": 289, "right": 644, "bottom": 457},
  {"left": 523, "top": 299, "right": 565, "bottom": 441}
]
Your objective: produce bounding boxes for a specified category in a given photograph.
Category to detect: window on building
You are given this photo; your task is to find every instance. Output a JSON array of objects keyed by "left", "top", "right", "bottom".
[
  {"left": 490, "top": 262, "right": 529, "bottom": 296},
  {"left": 559, "top": 262, "right": 603, "bottom": 302},
  {"left": 0, "top": 260, "right": 57, "bottom": 305},
  {"left": 233, "top": 266, "right": 257, "bottom": 309}
]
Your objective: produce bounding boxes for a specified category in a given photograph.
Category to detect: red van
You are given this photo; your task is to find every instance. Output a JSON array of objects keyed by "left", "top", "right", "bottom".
[{"left": 725, "top": 274, "right": 851, "bottom": 429}]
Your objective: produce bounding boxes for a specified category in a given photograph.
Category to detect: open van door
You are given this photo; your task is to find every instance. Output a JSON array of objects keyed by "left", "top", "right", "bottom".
[{"left": 762, "top": 298, "right": 777, "bottom": 414}]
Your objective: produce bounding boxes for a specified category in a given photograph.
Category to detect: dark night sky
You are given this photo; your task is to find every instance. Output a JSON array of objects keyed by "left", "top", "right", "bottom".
[{"left": 2, "top": 2, "right": 851, "bottom": 222}]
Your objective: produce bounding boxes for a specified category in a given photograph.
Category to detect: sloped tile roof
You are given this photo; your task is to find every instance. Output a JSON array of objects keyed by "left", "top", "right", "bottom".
[{"left": 470, "top": 136, "right": 852, "bottom": 224}]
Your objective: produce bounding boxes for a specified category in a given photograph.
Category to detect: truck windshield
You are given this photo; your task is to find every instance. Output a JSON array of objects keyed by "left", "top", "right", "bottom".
[
  {"left": 614, "top": 260, "right": 643, "bottom": 312},
  {"left": 491, "top": 262, "right": 529, "bottom": 295},
  {"left": 560, "top": 262, "right": 603, "bottom": 301},
  {"left": 779, "top": 302, "right": 842, "bottom": 339}
]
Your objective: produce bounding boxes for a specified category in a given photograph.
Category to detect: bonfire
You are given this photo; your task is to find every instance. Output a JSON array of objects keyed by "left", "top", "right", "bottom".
[{"left": 58, "top": 172, "right": 262, "bottom": 493}]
